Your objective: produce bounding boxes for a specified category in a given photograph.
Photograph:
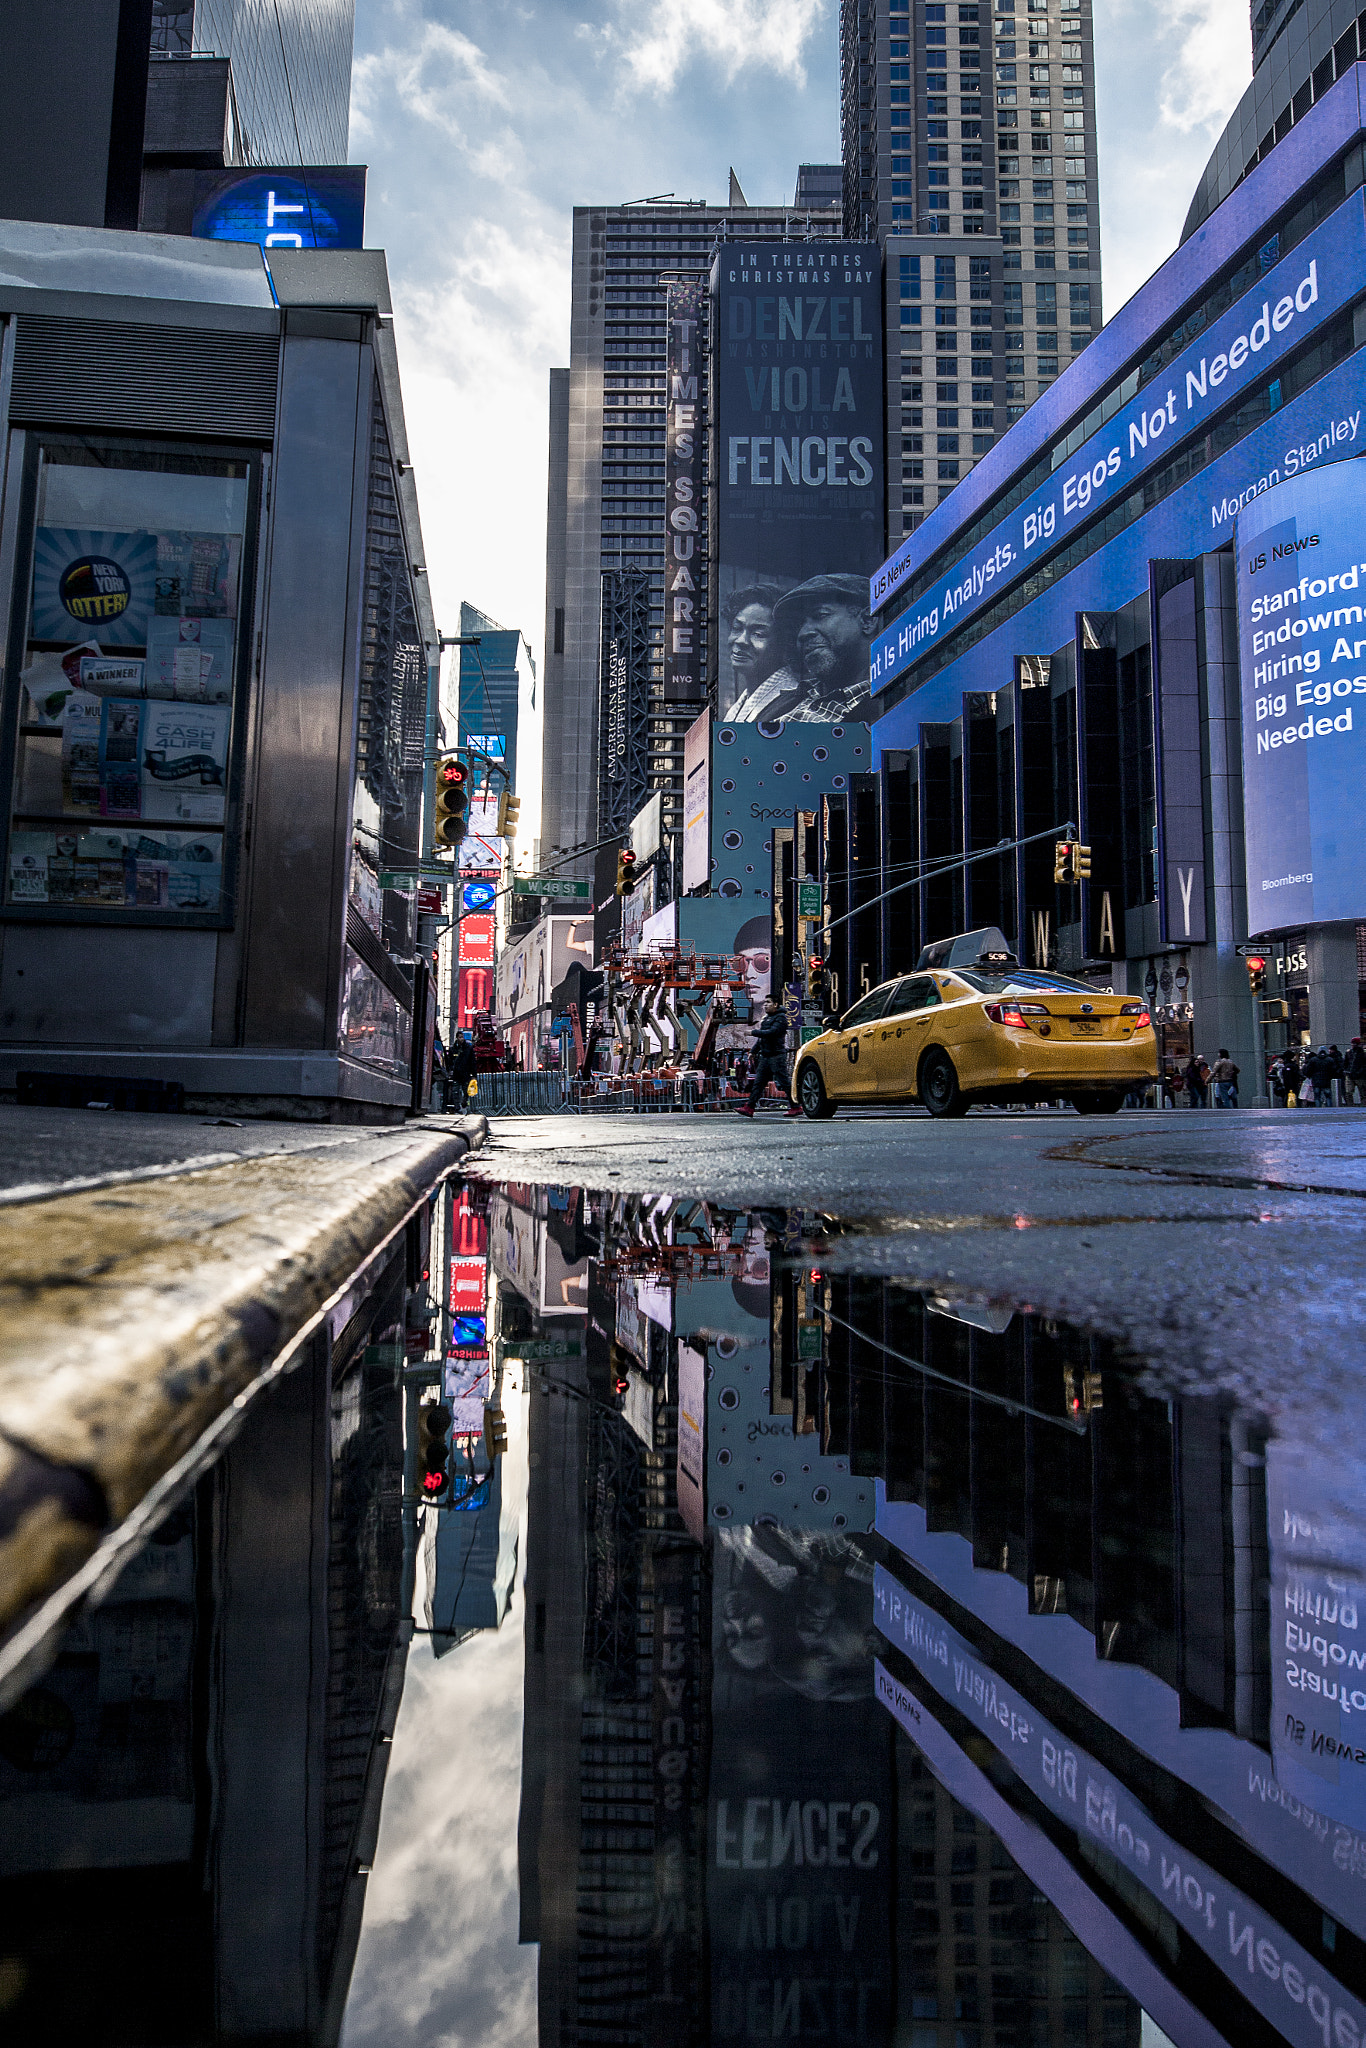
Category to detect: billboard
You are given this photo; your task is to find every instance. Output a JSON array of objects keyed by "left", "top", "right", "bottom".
[
  {"left": 192, "top": 166, "right": 366, "bottom": 250},
  {"left": 663, "top": 281, "right": 706, "bottom": 703},
  {"left": 872, "top": 197, "right": 1362, "bottom": 694},
  {"left": 1237, "top": 457, "right": 1366, "bottom": 933},
  {"left": 682, "top": 709, "right": 710, "bottom": 893},
  {"left": 713, "top": 242, "right": 883, "bottom": 723}
]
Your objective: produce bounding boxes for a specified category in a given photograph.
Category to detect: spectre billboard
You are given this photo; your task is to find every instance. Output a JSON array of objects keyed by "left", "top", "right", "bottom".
[
  {"left": 713, "top": 243, "right": 884, "bottom": 723},
  {"left": 1236, "top": 457, "right": 1366, "bottom": 932}
]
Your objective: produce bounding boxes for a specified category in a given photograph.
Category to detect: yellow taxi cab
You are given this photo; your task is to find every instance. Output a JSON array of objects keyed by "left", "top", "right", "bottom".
[{"left": 792, "top": 928, "right": 1156, "bottom": 1119}]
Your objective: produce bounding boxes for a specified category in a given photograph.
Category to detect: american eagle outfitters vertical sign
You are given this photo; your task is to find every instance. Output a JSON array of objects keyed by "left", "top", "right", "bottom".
[{"left": 664, "top": 281, "right": 706, "bottom": 703}]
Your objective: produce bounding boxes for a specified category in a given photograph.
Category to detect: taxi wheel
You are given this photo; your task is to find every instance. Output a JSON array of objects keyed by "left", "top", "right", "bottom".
[
  {"left": 797, "top": 1062, "right": 837, "bottom": 1119},
  {"left": 1071, "top": 1089, "right": 1124, "bottom": 1115},
  {"left": 919, "top": 1047, "right": 968, "bottom": 1118}
]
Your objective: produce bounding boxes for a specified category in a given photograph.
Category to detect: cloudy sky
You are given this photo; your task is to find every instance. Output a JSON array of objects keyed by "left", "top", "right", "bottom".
[{"left": 352, "top": 0, "right": 1252, "bottom": 775}]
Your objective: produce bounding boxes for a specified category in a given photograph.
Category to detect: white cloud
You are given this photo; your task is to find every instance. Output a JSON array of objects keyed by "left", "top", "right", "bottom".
[
  {"left": 352, "top": 15, "right": 511, "bottom": 143},
  {"left": 1095, "top": 0, "right": 1250, "bottom": 314},
  {"left": 612, "top": 0, "right": 831, "bottom": 96}
]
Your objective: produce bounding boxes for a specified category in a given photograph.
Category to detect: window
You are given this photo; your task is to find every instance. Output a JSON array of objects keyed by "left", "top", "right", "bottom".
[
  {"left": 1034, "top": 229, "right": 1055, "bottom": 245},
  {"left": 1033, "top": 202, "right": 1054, "bottom": 220},
  {"left": 936, "top": 256, "right": 957, "bottom": 297},
  {"left": 938, "top": 460, "right": 961, "bottom": 479},
  {"left": 903, "top": 434, "right": 925, "bottom": 452},
  {"left": 926, "top": 23, "right": 947, "bottom": 40},
  {"left": 1000, "top": 202, "right": 1020, "bottom": 221},
  {"left": 553, "top": 606, "right": 565, "bottom": 654},
  {"left": 928, "top": 167, "right": 950, "bottom": 185},
  {"left": 890, "top": 61, "right": 911, "bottom": 77},
  {"left": 5, "top": 434, "right": 257, "bottom": 923},
  {"left": 1067, "top": 203, "right": 1088, "bottom": 221},
  {"left": 1067, "top": 227, "right": 1088, "bottom": 245},
  {"left": 972, "top": 408, "right": 994, "bottom": 427},
  {"left": 888, "top": 975, "right": 942, "bottom": 1012},
  {"left": 937, "top": 409, "right": 959, "bottom": 426},
  {"left": 840, "top": 987, "right": 892, "bottom": 1029}
]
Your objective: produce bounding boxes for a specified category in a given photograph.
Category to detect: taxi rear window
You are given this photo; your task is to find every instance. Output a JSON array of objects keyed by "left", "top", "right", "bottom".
[{"left": 953, "top": 969, "right": 1097, "bottom": 995}]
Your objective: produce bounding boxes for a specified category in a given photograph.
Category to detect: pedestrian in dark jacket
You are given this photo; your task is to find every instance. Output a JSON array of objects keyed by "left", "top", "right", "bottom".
[
  {"left": 447, "top": 1033, "right": 476, "bottom": 1103},
  {"left": 1346, "top": 1037, "right": 1366, "bottom": 1105},
  {"left": 737, "top": 997, "right": 802, "bottom": 1117},
  {"left": 1182, "top": 1054, "right": 1208, "bottom": 1107},
  {"left": 1303, "top": 1046, "right": 1335, "bottom": 1104}
]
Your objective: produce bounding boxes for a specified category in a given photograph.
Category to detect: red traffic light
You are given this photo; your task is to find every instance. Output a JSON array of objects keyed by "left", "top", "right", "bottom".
[
  {"left": 809, "top": 956, "right": 824, "bottom": 971},
  {"left": 438, "top": 758, "right": 469, "bottom": 787},
  {"left": 1246, "top": 955, "right": 1266, "bottom": 970}
]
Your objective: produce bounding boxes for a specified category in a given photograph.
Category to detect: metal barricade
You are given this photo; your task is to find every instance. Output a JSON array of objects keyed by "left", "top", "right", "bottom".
[{"left": 474, "top": 1071, "right": 573, "bottom": 1116}]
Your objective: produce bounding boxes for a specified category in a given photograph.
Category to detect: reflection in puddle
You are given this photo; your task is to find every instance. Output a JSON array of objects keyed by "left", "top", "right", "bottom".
[{"left": 1, "top": 1179, "right": 1363, "bottom": 2047}]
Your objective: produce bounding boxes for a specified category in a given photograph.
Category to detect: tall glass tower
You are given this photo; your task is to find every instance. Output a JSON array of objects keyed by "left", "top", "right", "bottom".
[{"left": 840, "top": 0, "right": 1102, "bottom": 544}]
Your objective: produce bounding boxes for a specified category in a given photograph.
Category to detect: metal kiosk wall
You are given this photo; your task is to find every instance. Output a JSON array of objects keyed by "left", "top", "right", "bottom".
[{"left": 0, "top": 228, "right": 437, "bottom": 1118}]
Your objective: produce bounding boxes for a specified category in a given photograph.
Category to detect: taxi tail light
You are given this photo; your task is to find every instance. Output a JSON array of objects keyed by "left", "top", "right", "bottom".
[
  {"left": 985, "top": 1002, "right": 1028, "bottom": 1028},
  {"left": 1120, "top": 1002, "right": 1151, "bottom": 1026}
]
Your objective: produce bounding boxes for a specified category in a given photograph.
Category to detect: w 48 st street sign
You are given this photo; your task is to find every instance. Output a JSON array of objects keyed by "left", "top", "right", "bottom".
[{"left": 513, "top": 875, "right": 590, "bottom": 900}]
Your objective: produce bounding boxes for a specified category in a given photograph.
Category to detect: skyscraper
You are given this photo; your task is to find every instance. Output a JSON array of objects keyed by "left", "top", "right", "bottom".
[
  {"left": 0, "top": 1, "right": 354, "bottom": 235},
  {"left": 840, "top": 0, "right": 1102, "bottom": 543},
  {"left": 540, "top": 195, "right": 843, "bottom": 871}
]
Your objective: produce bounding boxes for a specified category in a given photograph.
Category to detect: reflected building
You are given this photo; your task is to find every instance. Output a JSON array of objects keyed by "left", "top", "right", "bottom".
[{"left": 511, "top": 1188, "right": 1366, "bottom": 2048}]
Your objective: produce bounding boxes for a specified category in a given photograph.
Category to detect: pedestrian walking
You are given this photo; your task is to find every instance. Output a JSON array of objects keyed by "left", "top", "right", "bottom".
[
  {"left": 1182, "top": 1053, "right": 1208, "bottom": 1108},
  {"left": 1303, "top": 1045, "right": 1335, "bottom": 1106},
  {"left": 1211, "top": 1049, "right": 1240, "bottom": 1108},
  {"left": 447, "top": 1031, "right": 476, "bottom": 1106},
  {"left": 1268, "top": 1054, "right": 1288, "bottom": 1107},
  {"left": 736, "top": 996, "right": 803, "bottom": 1118},
  {"left": 1346, "top": 1037, "right": 1366, "bottom": 1105},
  {"left": 1328, "top": 1044, "right": 1346, "bottom": 1105},
  {"left": 1284, "top": 1049, "right": 1302, "bottom": 1106}
]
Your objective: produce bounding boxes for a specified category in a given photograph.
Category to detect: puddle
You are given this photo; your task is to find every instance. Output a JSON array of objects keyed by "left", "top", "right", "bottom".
[{"left": 1, "top": 1179, "right": 1363, "bottom": 2046}]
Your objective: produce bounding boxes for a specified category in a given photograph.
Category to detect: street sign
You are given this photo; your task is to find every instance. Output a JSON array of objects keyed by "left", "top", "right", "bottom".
[
  {"left": 381, "top": 869, "right": 454, "bottom": 889},
  {"left": 513, "top": 875, "right": 590, "bottom": 900},
  {"left": 417, "top": 886, "right": 443, "bottom": 913},
  {"left": 500, "top": 1335, "right": 584, "bottom": 1362},
  {"left": 797, "top": 880, "right": 822, "bottom": 919}
]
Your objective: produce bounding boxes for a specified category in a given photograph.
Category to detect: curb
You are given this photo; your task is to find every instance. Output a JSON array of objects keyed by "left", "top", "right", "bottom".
[{"left": 0, "top": 1116, "right": 486, "bottom": 1652}]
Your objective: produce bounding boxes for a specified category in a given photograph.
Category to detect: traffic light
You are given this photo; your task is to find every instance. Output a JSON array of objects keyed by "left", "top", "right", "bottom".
[
  {"left": 615, "top": 847, "right": 637, "bottom": 897},
  {"left": 418, "top": 1400, "right": 452, "bottom": 1502},
  {"left": 808, "top": 954, "right": 825, "bottom": 1004},
  {"left": 496, "top": 790, "right": 521, "bottom": 838},
  {"left": 433, "top": 756, "right": 470, "bottom": 848},
  {"left": 1053, "top": 842, "right": 1091, "bottom": 883},
  {"left": 1246, "top": 954, "right": 1267, "bottom": 995},
  {"left": 483, "top": 1402, "right": 509, "bottom": 1459}
]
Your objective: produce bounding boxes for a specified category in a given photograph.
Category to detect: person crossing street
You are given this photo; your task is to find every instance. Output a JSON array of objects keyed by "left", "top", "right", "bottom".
[{"left": 736, "top": 996, "right": 803, "bottom": 1118}]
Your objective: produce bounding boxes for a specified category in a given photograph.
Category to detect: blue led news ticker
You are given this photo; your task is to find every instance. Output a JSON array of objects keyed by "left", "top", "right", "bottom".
[
  {"left": 191, "top": 167, "right": 366, "bottom": 251},
  {"left": 1237, "top": 456, "right": 1366, "bottom": 932},
  {"left": 869, "top": 190, "right": 1366, "bottom": 695},
  {"left": 870, "top": 349, "right": 1366, "bottom": 759}
]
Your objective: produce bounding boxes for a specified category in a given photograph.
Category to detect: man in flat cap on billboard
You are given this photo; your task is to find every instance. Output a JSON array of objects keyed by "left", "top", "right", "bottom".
[{"left": 727, "top": 573, "right": 873, "bottom": 724}]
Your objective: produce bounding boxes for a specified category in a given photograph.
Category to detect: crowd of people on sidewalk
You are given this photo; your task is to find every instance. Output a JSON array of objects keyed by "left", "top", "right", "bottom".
[{"left": 1266, "top": 1038, "right": 1366, "bottom": 1106}]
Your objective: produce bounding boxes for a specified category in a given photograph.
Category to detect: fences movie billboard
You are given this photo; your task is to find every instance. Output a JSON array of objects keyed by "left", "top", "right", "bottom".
[
  {"left": 713, "top": 243, "right": 883, "bottom": 724},
  {"left": 664, "top": 281, "right": 707, "bottom": 703},
  {"left": 1236, "top": 458, "right": 1366, "bottom": 933}
]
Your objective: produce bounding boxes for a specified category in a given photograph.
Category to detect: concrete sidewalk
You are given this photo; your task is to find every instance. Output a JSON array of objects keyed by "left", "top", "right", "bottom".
[{"left": 0, "top": 1106, "right": 486, "bottom": 1685}]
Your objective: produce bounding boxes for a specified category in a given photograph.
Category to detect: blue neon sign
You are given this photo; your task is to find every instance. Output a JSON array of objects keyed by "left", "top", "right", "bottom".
[
  {"left": 870, "top": 190, "right": 1366, "bottom": 694},
  {"left": 191, "top": 167, "right": 366, "bottom": 252}
]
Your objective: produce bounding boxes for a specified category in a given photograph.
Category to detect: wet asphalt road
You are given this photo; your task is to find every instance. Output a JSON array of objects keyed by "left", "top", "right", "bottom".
[{"left": 470, "top": 1105, "right": 1366, "bottom": 1451}]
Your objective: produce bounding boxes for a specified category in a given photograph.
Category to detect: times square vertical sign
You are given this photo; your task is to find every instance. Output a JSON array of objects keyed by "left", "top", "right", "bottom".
[{"left": 663, "top": 281, "right": 706, "bottom": 703}]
